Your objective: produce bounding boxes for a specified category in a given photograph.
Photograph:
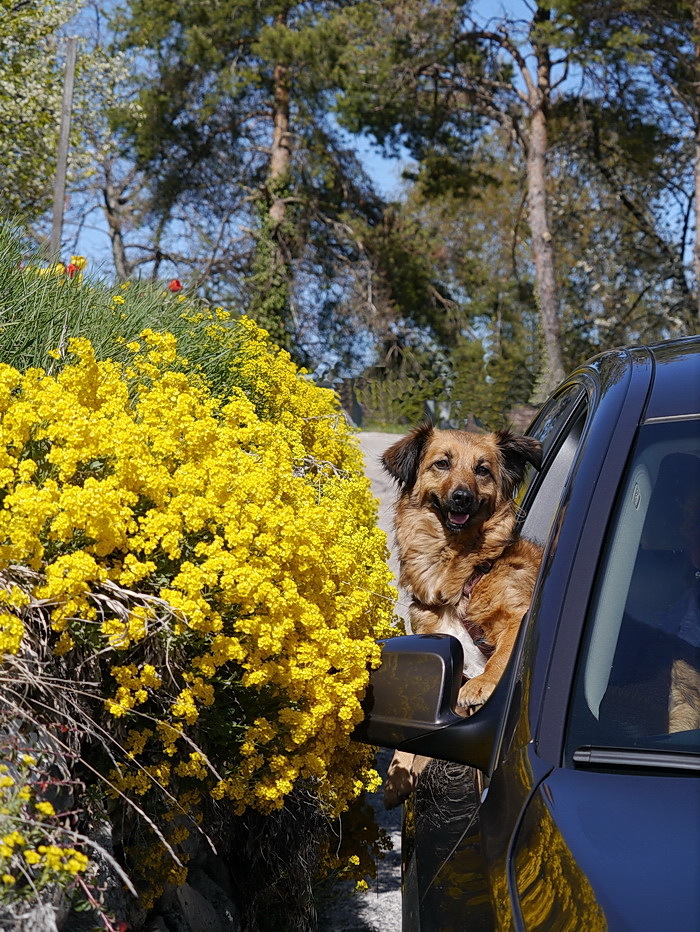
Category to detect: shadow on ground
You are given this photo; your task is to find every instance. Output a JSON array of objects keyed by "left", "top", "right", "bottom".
[
  {"left": 315, "top": 432, "right": 408, "bottom": 931},
  {"left": 316, "top": 749, "right": 402, "bottom": 932}
]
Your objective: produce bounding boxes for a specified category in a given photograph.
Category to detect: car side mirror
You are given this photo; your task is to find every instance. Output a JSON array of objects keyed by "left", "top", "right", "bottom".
[{"left": 353, "top": 633, "right": 515, "bottom": 774}]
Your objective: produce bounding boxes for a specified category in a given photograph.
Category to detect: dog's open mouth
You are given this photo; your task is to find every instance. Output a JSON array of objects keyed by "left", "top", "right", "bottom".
[
  {"left": 447, "top": 511, "right": 470, "bottom": 529},
  {"left": 447, "top": 511, "right": 471, "bottom": 528},
  {"left": 431, "top": 492, "right": 477, "bottom": 532}
]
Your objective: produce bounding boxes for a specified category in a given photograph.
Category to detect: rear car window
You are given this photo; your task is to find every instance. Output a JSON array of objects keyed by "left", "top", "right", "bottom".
[{"left": 567, "top": 417, "right": 700, "bottom": 759}]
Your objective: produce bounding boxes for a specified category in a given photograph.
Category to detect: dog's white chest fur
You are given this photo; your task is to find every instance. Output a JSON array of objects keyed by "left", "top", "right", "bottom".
[{"left": 437, "top": 616, "right": 489, "bottom": 679}]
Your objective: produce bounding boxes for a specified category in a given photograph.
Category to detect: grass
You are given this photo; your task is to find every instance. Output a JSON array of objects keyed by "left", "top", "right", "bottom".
[{"left": 0, "top": 221, "right": 243, "bottom": 393}]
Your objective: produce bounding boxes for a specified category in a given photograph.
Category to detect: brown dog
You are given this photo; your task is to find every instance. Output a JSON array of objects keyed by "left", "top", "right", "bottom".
[{"left": 382, "top": 423, "right": 542, "bottom": 807}]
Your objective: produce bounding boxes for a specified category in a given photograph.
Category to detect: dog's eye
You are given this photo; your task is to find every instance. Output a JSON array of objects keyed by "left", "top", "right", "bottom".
[
  {"left": 475, "top": 464, "right": 492, "bottom": 479},
  {"left": 433, "top": 458, "right": 450, "bottom": 470}
]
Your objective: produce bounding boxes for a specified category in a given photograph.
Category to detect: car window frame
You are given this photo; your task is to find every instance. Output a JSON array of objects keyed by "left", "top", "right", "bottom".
[
  {"left": 483, "top": 384, "right": 592, "bottom": 773},
  {"left": 531, "top": 350, "right": 656, "bottom": 765},
  {"left": 564, "top": 415, "right": 700, "bottom": 765},
  {"left": 516, "top": 384, "right": 588, "bottom": 547}
]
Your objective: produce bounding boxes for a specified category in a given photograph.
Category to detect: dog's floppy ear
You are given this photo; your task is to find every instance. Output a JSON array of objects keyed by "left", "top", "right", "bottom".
[
  {"left": 495, "top": 430, "right": 542, "bottom": 497},
  {"left": 382, "top": 422, "right": 434, "bottom": 491}
]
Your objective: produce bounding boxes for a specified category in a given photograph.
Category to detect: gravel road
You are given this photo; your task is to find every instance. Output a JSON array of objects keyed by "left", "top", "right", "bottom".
[
  {"left": 316, "top": 431, "right": 408, "bottom": 932},
  {"left": 355, "top": 430, "right": 411, "bottom": 627}
]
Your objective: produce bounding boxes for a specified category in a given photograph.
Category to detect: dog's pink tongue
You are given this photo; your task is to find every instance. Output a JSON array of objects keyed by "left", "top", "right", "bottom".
[{"left": 449, "top": 512, "right": 469, "bottom": 525}]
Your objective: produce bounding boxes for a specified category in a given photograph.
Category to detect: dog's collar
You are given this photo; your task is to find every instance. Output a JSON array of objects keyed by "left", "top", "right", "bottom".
[
  {"left": 460, "top": 562, "right": 495, "bottom": 657},
  {"left": 409, "top": 560, "right": 493, "bottom": 611},
  {"left": 462, "top": 561, "right": 493, "bottom": 600},
  {"left": 460, "top": 618, "right": 495, "bottom": 657},
  {"left": 409, "top": 561, "right": 495, "bottom": 657}
]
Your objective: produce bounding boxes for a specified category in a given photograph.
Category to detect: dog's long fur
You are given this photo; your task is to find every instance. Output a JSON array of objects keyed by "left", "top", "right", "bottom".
[{"left": 382, "top": 423, "right": 542, "bottom": 808}]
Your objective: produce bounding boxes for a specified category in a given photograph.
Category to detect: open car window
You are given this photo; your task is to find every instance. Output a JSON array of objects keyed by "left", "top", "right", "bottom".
[{"left": 567, "top": 417, "right": 700, "bottom": 764}]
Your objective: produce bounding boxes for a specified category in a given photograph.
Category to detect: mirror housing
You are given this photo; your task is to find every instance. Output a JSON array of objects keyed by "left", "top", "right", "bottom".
[{"left": 353, "top": 634, "right": 514, "bottom": 774}]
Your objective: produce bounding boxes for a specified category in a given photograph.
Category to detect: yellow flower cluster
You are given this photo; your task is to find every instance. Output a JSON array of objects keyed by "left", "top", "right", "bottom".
[
  {"left": 0, "top": 314, "right": 396, "bottom": 883},
  {"left": 105, "top": 663, "right": 163, "bottom": 717},
  {"left": 0, "top": 762, "right": 90, "bottom": 898},
  {"left": 0, "top": 584, "right": 27, "bottom": 654}
]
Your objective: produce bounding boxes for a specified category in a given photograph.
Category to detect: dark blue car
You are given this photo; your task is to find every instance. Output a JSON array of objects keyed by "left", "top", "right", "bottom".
[{"left": 354, "top": 337, "right": 700, "bottom": 931}]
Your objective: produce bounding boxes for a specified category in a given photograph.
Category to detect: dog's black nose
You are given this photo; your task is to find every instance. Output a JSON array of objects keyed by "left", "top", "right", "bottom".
[{"left": 449, "top": 488, "right": 474, "bottom": 510}]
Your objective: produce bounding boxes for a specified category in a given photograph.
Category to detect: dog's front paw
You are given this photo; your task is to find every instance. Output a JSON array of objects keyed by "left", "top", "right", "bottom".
[
  {"left": 384, "top": 768, "right": 415, "bottom": 809},
  {"left": 384, "top": 751, "right": 417, "bottom": 809},
  {"left": 458, "top": 675, "right": 496, "bottom": 711}
]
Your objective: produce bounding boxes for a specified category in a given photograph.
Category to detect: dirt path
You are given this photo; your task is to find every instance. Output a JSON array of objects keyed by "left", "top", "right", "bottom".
[
  {"left": 316, "top": 432, "right": 407, "bottom": 931},
  {"left": 356, "top": 431, "right": 410, "bottom": 612}
]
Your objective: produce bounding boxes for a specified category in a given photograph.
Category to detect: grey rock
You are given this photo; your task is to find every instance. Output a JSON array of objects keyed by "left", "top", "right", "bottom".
[{"left": 175, "top": 882, "right": 221, "bottom": 932}]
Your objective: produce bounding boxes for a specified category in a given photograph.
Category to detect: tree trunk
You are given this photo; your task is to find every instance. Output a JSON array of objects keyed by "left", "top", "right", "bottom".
[
  {"left": 693, "top": 0, "right": 700, "bottom": 320},
  {"left": 526, "top": 107, "right": 565, "bottom": 398},
  {"left": 269, "top": 59, "right": 291, "bottom": 225},
  {"left": 526, "top": 14, "right": 566, "bottom": 401},
  {"left": 249, "top": 35, "right": 296, "bottom": 353},
  {"left": 104, "top": 176, "right": 132, "bottom": 282}
]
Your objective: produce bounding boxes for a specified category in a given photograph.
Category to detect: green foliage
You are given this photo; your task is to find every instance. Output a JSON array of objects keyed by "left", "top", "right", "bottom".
[
  {"left": 356, "top": 373, "right": 435, "bottom": 427},
  {"left": 109, "top": 0, "right": 414, "bottom": 364},
  {"left": 329, "top": 0, "right": 572, "bottom": 392},
  {"left": 331, "top": 0, "right": 480, "bottom": 156},
  {"left": 0, "top": 0, "right": 77, "bottom": 220},
  {"left": 349, "top": 207, "right": 460, "bottom": 344},
  {"left": 546, "top": 98, "right": 695, "bottom": 346},
  {"left": 0, "top": 223, "right": 247, "bottom": 395},
  {"left": 331, "top": 0, "right": 698, "bottom": 383},
  {"left": 450, "top": 336, "right": 537, "bottom": 430},
  {"left": 0, "top": 743, "right": 121, "bottom": 925},
  {"left": 246, "top": 172, "right": 308, "bottom": 356},
  {"left": 8, "top": 0, "right": 700, "bottom": 402},
  {"left": 356, "top": 336, "right": 536, "bottom": 431}
]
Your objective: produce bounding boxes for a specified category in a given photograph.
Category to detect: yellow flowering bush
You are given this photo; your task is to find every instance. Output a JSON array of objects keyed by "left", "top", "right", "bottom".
[
  {"left": 0, "top": 753, "right": 89, "bottom": 903},
  {"left": 0, "top": 312, "right": 396, "bottom": 908}
]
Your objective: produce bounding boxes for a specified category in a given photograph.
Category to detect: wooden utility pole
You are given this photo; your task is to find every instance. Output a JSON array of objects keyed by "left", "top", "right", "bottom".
[
  {"left": 693, "top": 0, "right": 700, "bottom": 320},
  {"left": 50, "top": 36, "right": 79, "bottom": 260}
]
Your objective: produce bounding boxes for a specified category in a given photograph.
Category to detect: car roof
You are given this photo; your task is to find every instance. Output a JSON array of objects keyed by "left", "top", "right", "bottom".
[
  {"left": 645, "top": 336, "right": 700, "bottom": 421},
  {"left": 578, "top": 336, "right": 699, "bottom": 421}
]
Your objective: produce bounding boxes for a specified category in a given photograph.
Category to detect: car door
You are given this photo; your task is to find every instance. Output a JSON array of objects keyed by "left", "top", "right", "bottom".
[
  {"left": 509, "top": 387, "right": 700, "bottom": 931},
  {"left": 401, "top": 381, "right": 594, "bottom": 931},
  {"left": 401, "top": 344, "right": 662, "bottom": 931},
  {"left": 479, "top": 349, "right": 656, "bottom": 929}
]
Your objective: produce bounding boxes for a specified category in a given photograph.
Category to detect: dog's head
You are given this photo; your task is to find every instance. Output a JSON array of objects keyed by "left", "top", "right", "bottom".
[{"left": 382, "top": 423, "right": 541, "bottom": 533}]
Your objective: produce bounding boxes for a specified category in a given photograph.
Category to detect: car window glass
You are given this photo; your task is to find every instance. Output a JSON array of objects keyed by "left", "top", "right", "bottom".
[
  {"left": 527, "top": 385, "right": 586, "bottom": 463},
  {"left": 567, "top": 418, "right": 700, "bottom": 758},
  {"left": 518, "top": 386, "right": 587, "bottom": 547}
]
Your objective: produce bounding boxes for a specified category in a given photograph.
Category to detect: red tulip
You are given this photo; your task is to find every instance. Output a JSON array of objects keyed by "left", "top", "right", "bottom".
[{"left": 168, "top": 279, "right": 183, "bottom": 292}]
